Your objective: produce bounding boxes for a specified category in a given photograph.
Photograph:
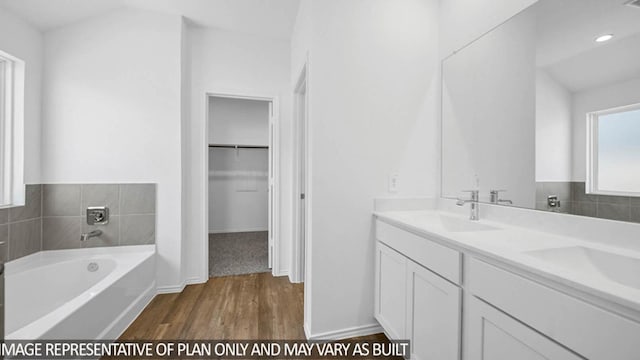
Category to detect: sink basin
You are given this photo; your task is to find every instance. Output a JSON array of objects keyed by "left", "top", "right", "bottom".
[
  {"left": 438, "top": 215, "right": 499, "bottom": 232},
  {"left": 525, "top": 246, "right": 640, "bottom": 290}
]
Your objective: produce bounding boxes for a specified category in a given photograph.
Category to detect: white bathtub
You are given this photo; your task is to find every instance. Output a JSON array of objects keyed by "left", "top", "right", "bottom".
[{"left": 5, "top": 245, "right": 156, "bottom": 340}]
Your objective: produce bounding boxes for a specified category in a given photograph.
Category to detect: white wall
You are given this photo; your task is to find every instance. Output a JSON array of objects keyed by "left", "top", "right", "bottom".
[
  {"left": 0, "top": 7, "right": 42, "bottom": 185},
  {"left": 40, "top": 8, "right": 184, "bottom": 289},
  {"left": 209, "top": 149, "right": 268, "bottom": 233},
  {"left": 442, "top": 8, "right": 536, "bottom": 208},
  {"left": 535, "top": 69, "right": 573, "bottom": 181},
  {"left": 439, "top": 0, "right": 539, "bottom": 203},
  {"left": 208, "top": 97, "right": 269, "bottom": 146},
  {"left": 208, "top": 97, "right": 269, "bottom": 233},
  {"left": 184, "top": 27, "right": 291, "bottom": 281},
  {"left": 439, "top": 0, "right": 537, "bottom": 57},
  {"left": 290, "top": 0, "right": 440, "bottom": 338},
  {"left": 572, "top": 77, "right": 640, "bottom": 181}
]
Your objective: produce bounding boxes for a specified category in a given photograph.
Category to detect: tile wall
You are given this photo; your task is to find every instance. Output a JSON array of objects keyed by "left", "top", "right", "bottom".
[
  {"left": 0, "top": 185, "right": 42, "bottom": 262},
  {"left": 535, "top": 181, "right": 640, "bottom": 223},
  {"left": 0, "top": 183, "right": 156, "bottom": 263},
  {"left": 534, "top": 182, "right": 571, "bottom": 214}
]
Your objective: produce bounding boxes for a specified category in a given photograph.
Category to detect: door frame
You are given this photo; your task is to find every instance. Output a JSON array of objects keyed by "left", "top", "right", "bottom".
[
  {"left": 291, "top": 63, "right": 309, "bottom": 284},
  {"left": 292, "top": 57, "right": 313, "bottom": 337},
  {"left": 204, "top": 91, "right": 281, "bottom": 277}
]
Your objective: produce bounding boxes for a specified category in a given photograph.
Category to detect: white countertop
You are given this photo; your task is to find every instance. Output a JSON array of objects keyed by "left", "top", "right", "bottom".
[{"left": 374, "top": 209, "right": 640, "bottom": 316}]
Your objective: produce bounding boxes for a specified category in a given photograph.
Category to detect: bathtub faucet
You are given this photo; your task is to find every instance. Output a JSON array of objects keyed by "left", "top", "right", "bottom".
[{"left": 80, "top": 230, "right": 102, "bottom": 242}]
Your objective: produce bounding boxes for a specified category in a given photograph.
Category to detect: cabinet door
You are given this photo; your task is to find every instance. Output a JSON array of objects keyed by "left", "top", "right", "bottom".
[
  {"left": 468, "top": 297, "right": 584, "bottom": 360},
  {"left": 375, "top": 241, "right": 407, "bottom": 339},
  {"left": 407, "top": 261, "right": 461, "bottom": 360}
]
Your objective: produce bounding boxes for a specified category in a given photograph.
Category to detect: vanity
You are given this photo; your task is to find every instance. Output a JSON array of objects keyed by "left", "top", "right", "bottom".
[
  {"left": 380, "top": 0, "right": 640, "bottom": 358},
  {"left": 374, "top": 206, "right": 640, "bottom": 360}
]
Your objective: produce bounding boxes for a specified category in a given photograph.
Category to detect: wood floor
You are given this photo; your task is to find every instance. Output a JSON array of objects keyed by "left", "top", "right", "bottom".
[
  {"left": 120, "top": 273, "right": 401, "bottom": 359},
  {"left": 120, "top": 272, "right": 305, "bottom": 340}
]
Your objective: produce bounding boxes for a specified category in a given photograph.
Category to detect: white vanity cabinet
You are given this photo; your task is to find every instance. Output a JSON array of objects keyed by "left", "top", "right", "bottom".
[
  {"left": 375, "top": 216, "right": 640, "bottom": 360},
  {"left": 406, "top": 260, "right": 461, "bottom": 360},
  {"left": 467, "top": 296, "right": 582, "bottom": 360},
  {"left": 468, "top": 257, "right": 640, "bottom": 360},
  {"left": 375, "top": 220, "right": 462, "bottom": 360},
  {"left": 375, "top": 242, "right": 408, "bottom": 339}
]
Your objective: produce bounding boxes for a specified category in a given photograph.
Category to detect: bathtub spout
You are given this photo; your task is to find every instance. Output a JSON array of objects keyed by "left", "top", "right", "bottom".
[{"left": 80, "top": 230, "right": 102, "bottom": 242}]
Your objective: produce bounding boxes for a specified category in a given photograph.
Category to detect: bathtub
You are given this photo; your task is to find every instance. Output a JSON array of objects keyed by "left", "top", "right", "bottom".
[{"left": 5, "top": 245, "right": 156, "bottom": 340}]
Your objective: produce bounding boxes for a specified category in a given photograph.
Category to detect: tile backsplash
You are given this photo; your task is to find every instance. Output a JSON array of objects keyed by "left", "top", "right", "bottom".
[
  {"left": 535, "top": 181, "right": 640, "bottom": 223},
  {"left": 0, "top": 183, "right": 156, "bottom": 263}
]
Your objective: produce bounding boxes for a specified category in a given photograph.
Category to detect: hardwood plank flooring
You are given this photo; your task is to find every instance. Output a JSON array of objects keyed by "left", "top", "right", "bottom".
[
  {"left": 120, "top": 273, "right": 305, "bottom": 340},
  {"left": 120, "top": 272, "right": 400, "bottom": 358}
]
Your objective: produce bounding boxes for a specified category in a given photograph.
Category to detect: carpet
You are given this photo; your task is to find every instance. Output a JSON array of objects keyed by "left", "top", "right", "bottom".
[{"left": 209, "top": 231, "right": 269, "bottom": 277}]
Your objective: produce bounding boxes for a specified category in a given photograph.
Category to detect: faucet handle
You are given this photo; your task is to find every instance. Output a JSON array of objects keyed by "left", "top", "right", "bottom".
[{"left": 490, "top": 189, "right": 513, "bottom": 205}]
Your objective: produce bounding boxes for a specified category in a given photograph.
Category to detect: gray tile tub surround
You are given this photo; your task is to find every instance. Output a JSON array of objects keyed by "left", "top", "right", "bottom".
[
  {"left": 570, "top": 182, "right": 640, "bottom": 223},
  {"left": 535, "top": 181, "right": 640, "bottom": 222},
  {"left": 42, "top": 184, "right": 156, "bottom": 250},
  {"left": 0, "top": 184, "right": 43, "bottom": 262},
  {"left": 534, "top": 182, "right": 571, "bottom": 213}
]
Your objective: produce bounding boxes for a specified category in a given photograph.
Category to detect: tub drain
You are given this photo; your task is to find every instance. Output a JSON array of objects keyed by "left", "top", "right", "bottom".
[{"left": 87, "top": 262, "right": 99, "bottom": 272}]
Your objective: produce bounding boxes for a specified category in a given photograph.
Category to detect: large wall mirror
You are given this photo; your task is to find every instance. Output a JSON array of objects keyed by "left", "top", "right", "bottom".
[{"left": 442, "top": 0, "right": 640, "bottom": 223}]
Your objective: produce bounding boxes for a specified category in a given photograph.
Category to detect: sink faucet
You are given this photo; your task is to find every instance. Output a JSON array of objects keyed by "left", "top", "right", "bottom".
[
  {"left": 81, "top": 230, "right": 102, "bottom": 242},
  {"left": 489, "top": 189, "right": 513, "bottom": 205},
  {"left": 456, "top": 190, "right": 479, "bottom": 221}
]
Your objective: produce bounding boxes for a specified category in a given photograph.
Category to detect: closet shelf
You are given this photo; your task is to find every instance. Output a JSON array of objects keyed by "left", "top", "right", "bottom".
[
  {"left": 208, "top": 144, "right": 269, "bottom": 149},
  {"left": 209, "top": 170, "right": 268, "bottom": 177}
]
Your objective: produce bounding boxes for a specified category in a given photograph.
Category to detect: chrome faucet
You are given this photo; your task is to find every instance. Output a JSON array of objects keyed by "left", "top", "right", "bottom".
[
  {"left": 456, "top": 190, "right": 479, "bottom": 221},
  {"left": 489, "top": 189, "right": 513, "bottom": 205},
  {"left": 80, "top": 230, "right": 102, "bottom": 242}
]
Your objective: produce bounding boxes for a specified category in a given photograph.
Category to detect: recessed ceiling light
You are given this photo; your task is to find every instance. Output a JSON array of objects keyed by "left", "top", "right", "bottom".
[{"left": 595, "top": 34, "right": 614, "bottom": 43}]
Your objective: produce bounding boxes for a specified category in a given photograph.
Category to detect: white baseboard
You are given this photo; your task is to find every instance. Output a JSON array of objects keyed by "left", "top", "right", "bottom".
[
  {"left": 209, "top": 227, "right": 268, "bottom": 234},
  {"left": 273, "top": 268, "right": 289, "bottom": 278},
  {"left": 184, "top": 276, "right": 204, "bottom": 286},
  {"left": 304, "top": 322, "right": 312, "bottom": 340},
  {"left": 157, "top": 283, "right": 185, "bottom": 294},
  {"left": 288, "top": 272, "right": 304, "bottom": 283},
  {"left": 100, "top": 281, "right": 156, "bottom": 340},
  {"left": 157, "top": 276, "right": 204, "bottom": 294},
  {"left": 288, "top": 273, "right": 298, "bottom": 283},
  {"left": 306, "top": 323, "right": 384, "bottom": 340}
]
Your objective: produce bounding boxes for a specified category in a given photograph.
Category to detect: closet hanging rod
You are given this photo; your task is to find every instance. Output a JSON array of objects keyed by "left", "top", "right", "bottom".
[{"left": 208, "top": 144, "right": 269, "bottom": 149}]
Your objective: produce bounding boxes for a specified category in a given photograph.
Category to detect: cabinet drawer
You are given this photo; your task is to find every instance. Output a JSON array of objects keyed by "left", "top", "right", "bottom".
[
  {"left": 376, "top": 220, "right": 461, "bottom": 285},
  {"left": 468, "top": 257, "right": 640, "bottom": 360}
]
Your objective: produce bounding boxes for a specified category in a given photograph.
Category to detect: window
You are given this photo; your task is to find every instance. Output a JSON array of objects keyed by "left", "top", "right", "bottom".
[
  {"left": 587, "top": 103, "right": 640, "bottom": 196},
  {"left": 0, "top": 50, "right": 25, "bottom": 207}
]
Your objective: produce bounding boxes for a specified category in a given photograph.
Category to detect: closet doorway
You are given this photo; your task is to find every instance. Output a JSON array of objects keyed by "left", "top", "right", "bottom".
[{"left": 206, "top": 94, "right": 278, "bottom": 278}]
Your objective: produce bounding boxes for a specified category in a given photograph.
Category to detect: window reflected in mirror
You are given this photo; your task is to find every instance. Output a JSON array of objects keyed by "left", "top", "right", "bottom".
[{"left": 588, "top": 104, "right": 640, "bottom": 196}]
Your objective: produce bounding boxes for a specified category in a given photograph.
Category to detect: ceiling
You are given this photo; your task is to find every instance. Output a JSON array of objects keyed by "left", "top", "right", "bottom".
[
  {"left": 534, "top": 0, "right": 639, "bottom": 67},
  {"left": 544, "top": 32, "right": 640, "bottom": 93},
  {"left": 534, "top": 0, "right": 640, "bottom": 92},
  {"left": 0, "top": 0, "right": 300, "bottom": 40}
]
